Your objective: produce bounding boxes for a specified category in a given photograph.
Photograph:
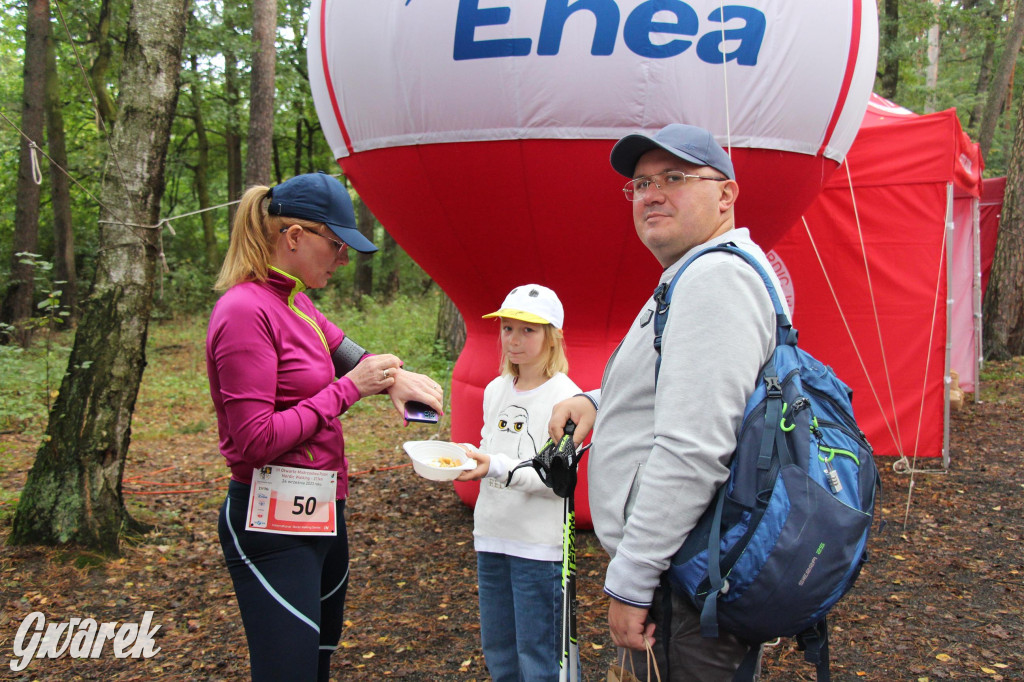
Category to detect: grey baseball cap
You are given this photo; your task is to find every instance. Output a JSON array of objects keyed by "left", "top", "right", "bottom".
[{"left": 610, "top": 123, "right": 735, "bottom": 180}]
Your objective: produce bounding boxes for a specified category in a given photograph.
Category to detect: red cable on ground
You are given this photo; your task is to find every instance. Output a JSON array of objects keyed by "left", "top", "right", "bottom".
[
  {"left": 123, "top": 466, "right": 176, "bottom": 482},
  {"left": 128, "top": 474, "right": 231, "bottom": 487},
  {"left": 124, "top": 487, "right": 229, "bottom": 496},
  {"left": 122, "top": 469, "right": 232, "bottom": 495},
  {"left": 349, "top": 462, "right": 412, "bottom": 478}
]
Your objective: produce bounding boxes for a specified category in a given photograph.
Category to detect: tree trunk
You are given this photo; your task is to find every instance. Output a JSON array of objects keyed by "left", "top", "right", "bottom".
[
  {"left": 353, "top": 196, "right": 375, "bottom": 302},
  {"left": 924, "top": 0, "right": 941, "bottom": 113},
  {"left": 979, "top": 0, "right": 1024, "bottom": 160},
  {"left": 306, "top": 119, "right": 317, "bottom": 172},
  {"left": 45, "top": 18, "right": 77, "bottom": 323},
  {"left": 436, "top": 293, "right": 466, "bottom": 361},
  {"left": 188, "top": 54, "right": 218, "bottom": 268},
  {"left": 379, "top": 228, "right": 401, "bottom": 299},
  {"left": 0, "top": 0, "right": 49, "bottom": 345},
  {"left": 272, "top": 135, "right": 282, "bottom": 184},
  {"left": 9, "top": 0, "right": 189, "bottom": 553},
  {"left": 983, "top": 87, "right": 1024, "bottom": 360},
  {"left": 88, "top": 0, "right": 117, "bottom": 129},
  {"left": 224, "top": 12, "right": 243, "bottom": 230},
  {"left": 878, "top": 0, "right": 900, "bottom": 99},
  {"left": 244, "top": 0, "right": 277, "bottom": 188},
  {"left": 293, "top": 118, "right": 303, "bottom": 177},
  {"left": 968, "top": 0, "right": 1004, "bottom": 131}
]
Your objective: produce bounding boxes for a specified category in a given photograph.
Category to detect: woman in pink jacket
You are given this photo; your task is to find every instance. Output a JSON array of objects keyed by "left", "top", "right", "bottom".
[{"left": 206, "top": 172, "right": 443, "bottom": 681}]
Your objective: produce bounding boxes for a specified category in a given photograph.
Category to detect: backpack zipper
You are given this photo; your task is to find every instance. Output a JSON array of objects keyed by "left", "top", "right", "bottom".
[{"left": 804, "top": 383, "right": 865, "bottom": 440}]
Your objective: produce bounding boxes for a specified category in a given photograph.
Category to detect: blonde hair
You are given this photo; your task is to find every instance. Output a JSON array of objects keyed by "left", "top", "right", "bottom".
[
  {"left": 500, "top": 324, "right": 569, "bottom": 380},
  {"left": 213, "top": 185, "right": 327, "bottom": 291}
]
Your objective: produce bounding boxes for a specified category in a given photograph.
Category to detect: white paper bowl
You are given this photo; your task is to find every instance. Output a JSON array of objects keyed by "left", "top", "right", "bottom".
[{"left": 403, "top": 441, "right": 475, "bottom": 481}]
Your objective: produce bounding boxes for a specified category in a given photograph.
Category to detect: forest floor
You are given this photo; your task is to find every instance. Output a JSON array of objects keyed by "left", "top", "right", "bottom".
[{"left": 0, "top": 348, "right": 1021, "bottom": 681}]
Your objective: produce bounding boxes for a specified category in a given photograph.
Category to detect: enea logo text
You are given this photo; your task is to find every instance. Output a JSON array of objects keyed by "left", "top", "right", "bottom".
[{"left": 453, "top": 0, "right": 765, "bottom": 64}]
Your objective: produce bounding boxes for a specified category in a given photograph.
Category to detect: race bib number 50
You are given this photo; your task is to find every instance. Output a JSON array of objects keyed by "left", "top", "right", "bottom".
[{"left": 245, "top": 465, "right": 337, "bottom": 535}]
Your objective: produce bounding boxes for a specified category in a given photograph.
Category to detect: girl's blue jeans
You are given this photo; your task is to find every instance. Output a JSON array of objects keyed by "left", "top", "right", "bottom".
[{"left": 477, "top": 551, "right": 563, "bottom": 682}]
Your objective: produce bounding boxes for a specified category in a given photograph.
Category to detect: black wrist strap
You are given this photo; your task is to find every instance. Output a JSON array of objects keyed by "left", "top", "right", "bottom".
[{"left": 332, "top": 336, "right": 367, "bottom": 377}]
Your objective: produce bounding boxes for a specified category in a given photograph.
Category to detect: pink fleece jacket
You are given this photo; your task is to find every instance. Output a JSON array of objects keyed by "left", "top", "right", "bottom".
[{"left": 206, "top": 267, "right": 361, "bottom": 499}]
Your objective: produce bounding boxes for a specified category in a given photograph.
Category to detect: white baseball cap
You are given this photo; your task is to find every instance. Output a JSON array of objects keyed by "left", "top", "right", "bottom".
[{"left": 483, "top": 284, "right": 564, "bottom": 329}]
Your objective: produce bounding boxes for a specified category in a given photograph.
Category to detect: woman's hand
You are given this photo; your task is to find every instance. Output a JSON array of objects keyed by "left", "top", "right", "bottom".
[
  {"left": 455, "top": 446, "right": 489, "bottom": 481},
  {"left": 344, "top": 354, "right": 402, "bottom": 398},
  {"left": 385, "top": 367, "right": 444, "bottom": 419}
]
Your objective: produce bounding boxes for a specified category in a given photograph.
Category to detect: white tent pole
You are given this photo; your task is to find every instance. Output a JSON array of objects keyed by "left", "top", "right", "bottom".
[
  {"left": 972, "top": 195, "right": 983, "bottom": 403},
  {"left": 943, "top": 183, "right": 954, "bottom": 468}
]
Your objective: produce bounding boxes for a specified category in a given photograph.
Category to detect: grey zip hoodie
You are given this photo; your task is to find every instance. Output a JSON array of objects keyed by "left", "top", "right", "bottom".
[{"left": 586, "top": 228, "right": 788, "bottom": 607}]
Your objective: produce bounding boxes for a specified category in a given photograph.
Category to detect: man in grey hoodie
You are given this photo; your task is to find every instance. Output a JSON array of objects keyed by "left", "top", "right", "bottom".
[{"left": 549, "top": 123, "right": 788, "bottom": 680}]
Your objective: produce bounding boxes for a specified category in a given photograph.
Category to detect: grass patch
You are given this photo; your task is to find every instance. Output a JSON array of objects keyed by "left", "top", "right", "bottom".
[
  {"left": 70, "top": 551, "right": 108, "bottom": 571},
  {"left": 0, "top": 487, "right": 20, "bottom": 524},
  {"left": 977, "top": 356, "right": 1024, "bottom": 407},
  {"left": 0, "top": 331, "right": 73, "bottom": 435},
  {"left": 320, "top": 288, "right": 454, "bottom": 380},
  {"left": 979, "top": 356, "right": 1024, "bottom": 383}
]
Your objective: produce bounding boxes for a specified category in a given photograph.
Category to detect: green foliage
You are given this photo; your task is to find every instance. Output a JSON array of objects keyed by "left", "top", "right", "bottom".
[
  {"left": 0, "top": 333, "right": 72, "bottom": 434},
  {"left": 13, "top": 252, "right": 72, "bottom": 333},
  {"left": 152, "top": 258, "right": 219, "bottom": 319},
  {"left": 319, "top": 288, "right": 451, "bottom": 381},
  {"left": 3, "top": 0, "right": 1023, "bottom": 331},
  {"left": 0, "top": 254, "right": 72, "bottom": 414},
  {"left": 875, "top": 0, "right": 1023, "bottom": 176}
]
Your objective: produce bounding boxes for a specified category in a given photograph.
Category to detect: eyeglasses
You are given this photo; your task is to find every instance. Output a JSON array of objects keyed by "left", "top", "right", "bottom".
[
  {"left": 622, "top": 171, "right": 727, "bottom": 201},
  {"left": 280, "top": 225, "right": 348, "bottom": 255}
]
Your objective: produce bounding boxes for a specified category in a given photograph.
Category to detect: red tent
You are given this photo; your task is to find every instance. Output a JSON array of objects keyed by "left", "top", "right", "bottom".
[
  {"left": 975, "top": 176, "right": 1006, "bottom": 296},
  {"left": 768, "top": 94, "right": 1000, "bottom": 466},
  {"left": 951, "top": 175, "right": 1004, "bottom": 394}
]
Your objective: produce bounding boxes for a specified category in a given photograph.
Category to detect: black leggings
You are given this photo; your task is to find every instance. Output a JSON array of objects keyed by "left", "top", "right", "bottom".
[{"left": 218, "top": 480, "right": 349, "bottom": 682}]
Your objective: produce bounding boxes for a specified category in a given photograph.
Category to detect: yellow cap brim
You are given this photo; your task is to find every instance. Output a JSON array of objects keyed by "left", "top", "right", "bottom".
[{"left": 482, "top": 308, "right": 551, "bottom": 325}]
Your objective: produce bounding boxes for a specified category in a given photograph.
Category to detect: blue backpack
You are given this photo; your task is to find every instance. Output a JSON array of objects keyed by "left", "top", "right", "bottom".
[{"left": 653, "top": 244, "right": 880, "bottom": 681}]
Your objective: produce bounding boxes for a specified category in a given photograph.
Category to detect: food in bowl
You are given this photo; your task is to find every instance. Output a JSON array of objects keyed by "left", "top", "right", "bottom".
[{"left": 403, "top": 440, "right": 475, "bottom": 481}]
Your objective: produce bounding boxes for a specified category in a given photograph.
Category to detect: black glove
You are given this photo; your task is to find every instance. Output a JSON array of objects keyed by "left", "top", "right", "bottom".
[{"left": 531, "top": 419, "right": 582, "bottom": 499}]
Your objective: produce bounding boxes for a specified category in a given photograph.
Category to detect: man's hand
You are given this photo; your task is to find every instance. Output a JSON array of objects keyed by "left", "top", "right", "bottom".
[
  {"left": 548, "top": 395, "right": 596, "bottom": 446},
  {"left": 608, "top": 599, "right": 656, "bottom": 651}
]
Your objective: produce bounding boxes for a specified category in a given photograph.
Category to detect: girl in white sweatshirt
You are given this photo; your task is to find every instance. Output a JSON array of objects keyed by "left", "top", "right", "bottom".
[{"left": 457, "top": 284, "right": 580, "bottom": 682}]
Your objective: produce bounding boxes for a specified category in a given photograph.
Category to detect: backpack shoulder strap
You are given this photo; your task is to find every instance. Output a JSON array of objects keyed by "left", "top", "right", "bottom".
[{"left": 653, "top": 244, "right": 795, "bottom": 380}]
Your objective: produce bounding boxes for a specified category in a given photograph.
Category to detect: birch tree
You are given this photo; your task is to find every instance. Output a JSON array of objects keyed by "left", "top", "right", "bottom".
[{"left": 10, "top": 0, "right": 190, "bottom": 553}]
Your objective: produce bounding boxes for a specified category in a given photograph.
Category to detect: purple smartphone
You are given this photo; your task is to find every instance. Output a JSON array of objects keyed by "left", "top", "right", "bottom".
[{"left": 404, "top": 400, "right": 439, "bottom": 424}]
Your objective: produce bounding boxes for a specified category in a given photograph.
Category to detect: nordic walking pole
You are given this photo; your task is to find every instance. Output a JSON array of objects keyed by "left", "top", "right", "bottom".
[
  {"left": 556, "top": 421, "right": 586, "bottom": 682},
  {"left": 526, "top": 418, "right": 588, "bottom": 682},
  {"left": 561, "top": 476, "right": 580, "bottom": 682}
]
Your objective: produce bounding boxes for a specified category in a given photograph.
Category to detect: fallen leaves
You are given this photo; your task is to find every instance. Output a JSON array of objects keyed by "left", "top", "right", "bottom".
[{"left": 1, "top": 359, "right": 1022, "bottom": 680}]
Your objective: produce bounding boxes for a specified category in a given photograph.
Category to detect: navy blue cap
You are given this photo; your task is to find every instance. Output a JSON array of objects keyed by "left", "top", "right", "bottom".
[
  {"left": 267, "top": 172, "right": 378, "bottom": 254},
  {"left": 610, "top": 124, "right": 735, "bottom": 180}
]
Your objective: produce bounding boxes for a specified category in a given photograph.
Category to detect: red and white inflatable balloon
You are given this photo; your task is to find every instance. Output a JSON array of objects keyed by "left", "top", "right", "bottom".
[{"left": 309, "top": 0, "right": 878, "bottom": 525}]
